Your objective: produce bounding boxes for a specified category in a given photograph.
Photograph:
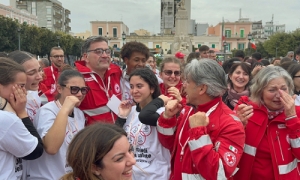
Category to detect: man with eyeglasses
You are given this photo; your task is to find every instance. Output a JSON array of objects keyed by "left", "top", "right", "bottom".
[
  {"left": 41, "top": 47, "right": 65, "bottom": 101},
  {"left": 75, "top": 36, "right": 122, "bottom": 125}
]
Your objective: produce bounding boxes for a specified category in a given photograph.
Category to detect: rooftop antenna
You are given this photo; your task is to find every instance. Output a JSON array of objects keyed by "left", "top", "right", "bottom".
[{"left": 239, "top": 8, "right": 241, "bottom": 20}]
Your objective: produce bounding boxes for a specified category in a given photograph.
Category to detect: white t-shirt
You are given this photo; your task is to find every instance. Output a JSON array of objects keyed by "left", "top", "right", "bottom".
[
  {"left": 123, "top": 106, "right": 171, "bottom": 180},
  {"left": 27, "top": 101, "right": 85, "bottom": 180},
  {"left": 0, "top": 111, "right": 38, "bottom": 180},
  {"left": 26, "top": 91, "right": 41, "bottom": 122},
  {"left": 23, "top": 91, "right": 42, "bottom": 180}
]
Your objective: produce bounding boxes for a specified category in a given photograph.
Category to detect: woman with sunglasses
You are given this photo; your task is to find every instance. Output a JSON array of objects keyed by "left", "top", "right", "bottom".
[
  {"left": 159, "top": 57, "right": 186, "bottom": 103},
  {"left": 27, "top": 69, "right": 89, "bottom": 180},
  {"left": 116, "top": 68, "right": 171, "bottom": 180}
]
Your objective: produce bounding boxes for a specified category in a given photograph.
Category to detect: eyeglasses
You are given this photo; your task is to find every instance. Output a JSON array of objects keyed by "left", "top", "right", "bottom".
[
  {"left": 163, "top": 70, "right": 181, "bottom": 77},
  {"left": 51, "top": 55, "right": 64, "bottom": 59},
  {"left": 60, "top": 84, "right": 90, "bottom": 95},
  {"left": 294, "top": 76, "right": 300, "bottom": 78},
  {"left": 87, "top": 48, "right": 111, "bottom": 56}
]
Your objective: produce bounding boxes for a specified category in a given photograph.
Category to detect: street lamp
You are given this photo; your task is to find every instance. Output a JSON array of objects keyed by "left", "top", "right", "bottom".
[
  {"left": 56, "top": 35, "right": 61, "bottom": 47},
  {"left": 276, "top": 47, "right": 278, "bottom": 57},
  {"left": 17, "top": 27, "right": 21, "bottom": 50},
  {"left": 122, "top": 31, "right": 126, "bottom": 45},
  {"left": 223, "top": 41, "right": 227, "bottom": 61},
  {"left": 106, "top": 32, "right": 111, "bottom": 47},
  {"left": 247, "top": 32, "right": 252, "bottom": 55}
]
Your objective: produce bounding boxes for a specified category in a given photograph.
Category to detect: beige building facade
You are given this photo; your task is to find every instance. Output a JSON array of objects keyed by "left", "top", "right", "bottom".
[
  {"left": 90, "top": 21, "right": 129, "bottom": 48},
  {"left": 134, "top": 29, "right": 151, "bottom": 36},
  {"left": 74, "top": 30, "right": 91, "bottom": 40},
  {"left": 208, "top": 20, "right": 253, "bottom": 52},
  {"left": 0, "top": 3, "right": 38, "bottom": 25},
  {"left": 126, "top": 34, "right": 221, "bottom": 54}
]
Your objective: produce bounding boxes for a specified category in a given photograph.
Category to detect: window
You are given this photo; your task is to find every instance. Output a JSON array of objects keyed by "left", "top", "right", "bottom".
[
  {"left": 240, "top": 29, "right": 244, "bottom": 38},
  {"left": 113, "top": 28, "right": 117, "bottom": 37},
  {"left": 98, "top": 27, "right": 102, "bottom": 36},
  {"left": 198, "top": 44, "right": 201, "bottom": 48},
  {"left": 113, "top": 44, "right": 118, "bottom": 48},
  {"left": 225, "top": 30, "right": 231, "bottom": 38},
  {"left": 46, "top": 7, "right": 51, "bottom": 15},
  {"left": 47, "top": 17, "right": 51, "bottom": 21},
  {"left": 212, "top": 44, "right": 215, "bottom": 48},
  {"left": 225, "top": 43, "right": 231, "bottom": 51},
  {"left": 31, "top": 2, "right": 36, "bottom": 15},
  {"left": 238, "top": 43, "right": 244, "bottom": 50},
  {"left": 156, "top": 45, "right": 160, "bottom": 48}
]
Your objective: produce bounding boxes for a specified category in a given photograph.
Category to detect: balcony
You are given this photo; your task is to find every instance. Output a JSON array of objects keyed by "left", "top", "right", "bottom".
[
  {"left": 225, "top": 34, "right": 246, "bottom": 39},
  {"left": 53, "top": 13, "right": 62, "bottom": 19},
  {"left": 16, "top": 0, "right": 27, "bottom": 8},
  {"left": 53, "top": 22, "right": 62, "bottom": 28},
  {"left": 65, "top": 17, "right": 71, "bottom": 23},
  {"left": 65, "top": 26, "right": 71, "bottom": 32}
]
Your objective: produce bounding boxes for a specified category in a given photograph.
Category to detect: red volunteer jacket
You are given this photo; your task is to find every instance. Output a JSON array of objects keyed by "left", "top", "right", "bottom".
[
  {"left": 234, "top": 96, "right": 300, "bottom": 180},
  {"left": 41, "top": 64, "right": 59, "bottom": 101},
  {"left": 157, "top": 97, "right": 245, "bottom": 180},
  {"left": 159, "top": 81, "right": 187, "bottom": 106},
  {"left": 75, "top": 61, "right": 122, "bottom": 125}
]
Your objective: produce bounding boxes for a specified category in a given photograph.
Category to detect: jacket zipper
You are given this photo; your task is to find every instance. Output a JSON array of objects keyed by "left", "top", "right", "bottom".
[{"left": 276, "top": 131, "right": 285, "bottom": 161}]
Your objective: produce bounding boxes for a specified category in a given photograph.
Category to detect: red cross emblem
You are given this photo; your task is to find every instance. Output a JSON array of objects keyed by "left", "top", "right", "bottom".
[{"left": 224, "top": 152, "right": 236, "bottom": 167}]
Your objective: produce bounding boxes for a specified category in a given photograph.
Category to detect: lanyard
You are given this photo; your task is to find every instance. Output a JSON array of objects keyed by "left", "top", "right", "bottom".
[
  {"left": 50, "top": 66, "right": 56, "bottom": 83},
  {"left": 90, "top": 73, "right": 111, "bottom": 100},
  {"left": 127, "top": 112, "right": 143, "bottom": 153},
  {"left": 55, "top": 100, "right": 78, "bottom": 139},
  {"left": 179, "top": 102, "right": 219, "bottom": 161}
]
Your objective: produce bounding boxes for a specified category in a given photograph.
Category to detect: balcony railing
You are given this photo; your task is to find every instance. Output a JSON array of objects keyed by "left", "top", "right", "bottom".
[
  {"left": 53, "top": 13, "right": 62, "bottom": 19},
  {"left": 53, "top": 22, "right": 62, "bottom": 28},
  {"left": 225, "top": 34, "right": 246, "bottom": 39}
]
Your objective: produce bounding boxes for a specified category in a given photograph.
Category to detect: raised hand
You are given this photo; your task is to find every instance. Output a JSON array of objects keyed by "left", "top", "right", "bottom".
[
  {"left": 279, "top": 89, "right": 296, "bottom": 118},
  {"left": 168, "top": 87, "right": 182, "bottom": 102},
  {"left": 9, "top": 85, "right": 27, "bottom": 118},
  {"left": 164, "top": 99, "right": 182, "bottom": 118},
  {"left": 236, "top": 104, "right": 253, "bottom": 126},
  {"left": 189, "top": 112, "right": 209, "bottom": 128},
  {"left": 61, "top": 96, "right": 80, "bottom": 115},
  {"left": 118, "top": 100, "right": 132, "bottom": 118},
  {"left": 159, "top": 95, "right": 172, "bottom": 105}
]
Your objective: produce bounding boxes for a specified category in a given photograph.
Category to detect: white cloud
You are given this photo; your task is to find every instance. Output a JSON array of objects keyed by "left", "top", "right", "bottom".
[{"left": 1, "top": 0, "right": 299, "bottom": 34}]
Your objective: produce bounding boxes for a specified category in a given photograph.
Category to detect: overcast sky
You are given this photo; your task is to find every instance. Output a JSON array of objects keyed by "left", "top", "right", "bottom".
[{"left": 1, "top": 0, "right": 300, "bottom": 34}]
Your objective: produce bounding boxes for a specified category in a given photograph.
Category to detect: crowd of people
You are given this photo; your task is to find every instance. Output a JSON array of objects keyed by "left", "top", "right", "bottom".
[{"left": 1, "top": 36, "right": 300, "bottom": 180}]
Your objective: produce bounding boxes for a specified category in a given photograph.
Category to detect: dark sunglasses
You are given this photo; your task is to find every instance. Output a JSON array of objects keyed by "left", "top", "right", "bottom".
[
  {"left": 163, "top": 70, "right": 181, "bottom": 77},
  {"left": 60, "top": 84, "right": 90, "bottom": 95}
]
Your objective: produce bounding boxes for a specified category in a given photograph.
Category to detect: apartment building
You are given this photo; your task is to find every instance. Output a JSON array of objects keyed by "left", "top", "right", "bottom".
[
  {"left": 10, "top": 0, "right": 71, "bottom": 33},
  {"left": 0, "top": 3, "right": 38, "bottom": 25},
  {"left": 90, "top": 21, "right": 129, "bottom": 48}
]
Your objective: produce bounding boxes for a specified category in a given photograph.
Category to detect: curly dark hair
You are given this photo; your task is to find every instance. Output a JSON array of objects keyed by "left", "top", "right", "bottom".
[
  {"left": 120, "top": 41, "right": 149, "bottom": 60},
  {"left": 129, "top": 68, "right": 161, "bottom": 99}
]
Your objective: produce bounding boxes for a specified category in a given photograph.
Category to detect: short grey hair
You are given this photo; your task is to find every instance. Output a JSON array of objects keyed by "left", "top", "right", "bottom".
[
  {"left": 81, "top": 36, "right": 108, "bottom": 54},
  {"left": 39, "top": 58, "right": 50, "bottom": 67},
  {"left": 250, "top": 66, "right": 294, "bottom": 105},
  {"left": 184, "top": 59, "right": 227, "bottom": 97}
]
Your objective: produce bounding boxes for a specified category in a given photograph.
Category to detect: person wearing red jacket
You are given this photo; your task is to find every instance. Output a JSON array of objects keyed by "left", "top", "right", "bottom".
[
  {"left": 157, "top": 59, "right": 245, "bottom": 180},
  {"left": 159, "top": 56, "right": 186, "bottom": 105},
  {"left": 234, "top": 66, "right": 300, "bottom": 180},
  {"left": 41, "top": 47, "right": 65, "bottom": 101},
  {"left": 75, "top": 36, "right": 122, "bottom": 125}
]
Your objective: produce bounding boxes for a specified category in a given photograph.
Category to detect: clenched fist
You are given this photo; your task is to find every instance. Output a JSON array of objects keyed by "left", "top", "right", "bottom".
[
  {"left": 189, "top": 112, "right": 209, "bottom": 128},
  {"left": 164, "top": 99, "right": 182, "bottom": 119}
]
